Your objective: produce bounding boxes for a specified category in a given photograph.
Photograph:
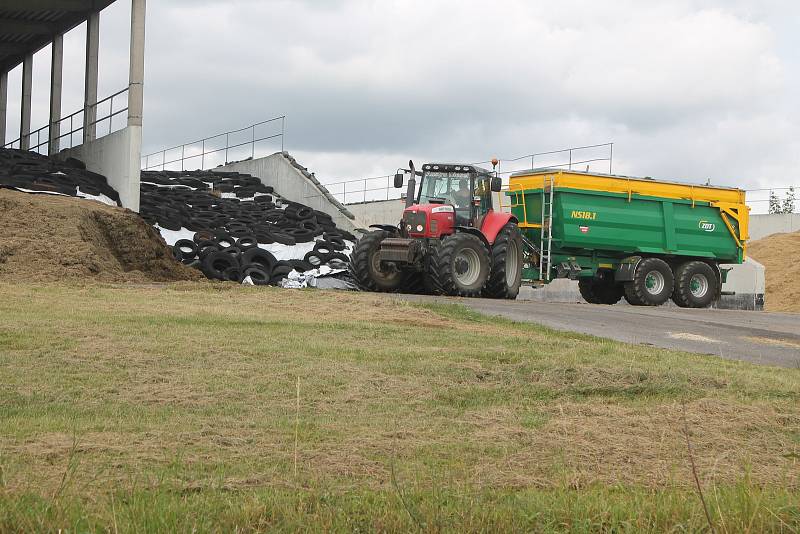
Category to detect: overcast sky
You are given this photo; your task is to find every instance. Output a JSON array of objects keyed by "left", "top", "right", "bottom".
[{"left": 4, "top": 0, "right": 799, "bottom": 210}]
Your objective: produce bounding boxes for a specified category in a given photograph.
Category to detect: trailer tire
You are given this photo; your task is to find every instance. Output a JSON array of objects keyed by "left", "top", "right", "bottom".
[
  {"left": 350, "top": 230, "right": 405, "bottom": 292},
  {"left": 429, "top": 232, "right": 490, "bottom": 297},
  {"left": 483, "top": 222, "right": 523, "bottom": 299},
  {"left": 672, "top": 261, "right": 718, "bottom": 308},
  {"left": 579, "top": 274, "right": 624, "bottom": 305},
  {"left": 624, "top": 257, "right": 674, "bottom": 306}
]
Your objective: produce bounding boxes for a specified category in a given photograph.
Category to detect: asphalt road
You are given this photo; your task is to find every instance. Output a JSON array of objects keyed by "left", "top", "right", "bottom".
[{"left": 397, "top": 295, "right": 800, "bottom": 368}]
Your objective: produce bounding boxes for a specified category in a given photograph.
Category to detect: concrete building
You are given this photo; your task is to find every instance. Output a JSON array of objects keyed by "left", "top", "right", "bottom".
[{"left": 0, "top": 0, "right": 146, "bottom": 211}]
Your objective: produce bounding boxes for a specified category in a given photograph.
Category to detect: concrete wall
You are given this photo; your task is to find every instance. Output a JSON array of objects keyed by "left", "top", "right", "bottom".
[
  {"left": 60, "top": 125, "right": 142, "bottom": 211},
  {"left": 218, "top": 152, "right": 356, "bottom": 232},
  {"left": 749, "top": 213, "right": 800, "bottom": 241},
  {"left": 347, "top": 198, "right": 407, "bottom": 228}
]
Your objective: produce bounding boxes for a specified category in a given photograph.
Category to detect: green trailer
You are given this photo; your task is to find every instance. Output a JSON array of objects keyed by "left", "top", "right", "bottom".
[{"left": 502, "top": 169, "right": 749, "bottom": 307}]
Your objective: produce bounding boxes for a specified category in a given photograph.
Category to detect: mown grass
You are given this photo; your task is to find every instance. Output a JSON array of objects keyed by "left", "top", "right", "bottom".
[{"left": 0, "top": 282, "right": 798, "bottom": 532}]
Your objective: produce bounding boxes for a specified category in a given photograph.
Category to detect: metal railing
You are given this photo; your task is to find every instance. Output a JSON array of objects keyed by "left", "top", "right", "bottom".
[
  {"left": 141, "top": 116, "right": 286, "bottom": 171},
  {"left": 316, "top": 142, "right": 614, "bottom": 205},
  {"left": 2, "top": 87, "right": 129, "bottom": 154}
]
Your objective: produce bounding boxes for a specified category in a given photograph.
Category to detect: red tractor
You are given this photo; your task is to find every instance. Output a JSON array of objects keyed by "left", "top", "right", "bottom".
[{"left": 351, "top": 161, "right": 523, "bottom": 298}]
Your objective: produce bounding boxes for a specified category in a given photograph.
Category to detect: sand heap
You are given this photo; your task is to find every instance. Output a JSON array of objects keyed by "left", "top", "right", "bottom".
[
  {"left": 0, "top": 189, "right": 200, "bottom": 283},
  {"left": 747, "top": 230, "right": 800, "bottom": 313}
]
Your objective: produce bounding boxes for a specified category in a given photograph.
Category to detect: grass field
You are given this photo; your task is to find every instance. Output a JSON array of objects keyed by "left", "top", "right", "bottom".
[{"left": 0, "top": 282, "right": 798, "bottom": 532}]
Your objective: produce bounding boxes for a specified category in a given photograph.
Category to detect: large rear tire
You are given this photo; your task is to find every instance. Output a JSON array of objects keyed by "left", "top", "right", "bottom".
[
  {"left": 623, "top": 257, "right": 674, "bottom": 306},
  {"left": 350, "top": 230, "right": 405, "bottom": 292},
  {"left": 483, "top": 222, "right": 523, "bottom": 299},
  {"left": 429, "top": 233, "right": 490, "bottom": 297},
  {"left": 672, "top": 261, "right": 718, "bottom": 308}
]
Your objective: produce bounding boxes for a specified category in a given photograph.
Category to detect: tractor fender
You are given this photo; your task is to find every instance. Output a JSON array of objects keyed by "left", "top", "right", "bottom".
[
  {"left": 479, "top": 211, "right": 518, "bottom": 245},
  {"left": 614, "top": 256, "right": 642, "bottom": 282},
  {"left": 454, "top": 226, "right": 491, "bottom": 251},
  {"left": 368, "top": 224, "right": 400, "bottom": 235}
]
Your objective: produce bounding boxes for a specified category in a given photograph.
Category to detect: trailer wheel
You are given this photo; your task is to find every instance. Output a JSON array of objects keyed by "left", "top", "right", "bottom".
[
  {"left": 672, "top": 261, "right": 718, "bottom": 308},
  {"left": 578, "top": 273, "right": 624, "bottom": 305},
  {"left": 429, "top": 233, "right": 490, "bottom": 297},
  {"left": 351, "top": 230, "right": 405, "bottom": 292},
  {"left": 624, "top": 257, "right": 674, "bottom": 306},
  {"left": 483, "top": 222, "right": 523, "bottom": 299}
]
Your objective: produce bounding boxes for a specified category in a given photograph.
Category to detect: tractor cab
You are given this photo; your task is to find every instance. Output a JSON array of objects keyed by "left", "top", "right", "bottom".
[{"left": 393, "top": 162, "right": 502, "bottom": 239}]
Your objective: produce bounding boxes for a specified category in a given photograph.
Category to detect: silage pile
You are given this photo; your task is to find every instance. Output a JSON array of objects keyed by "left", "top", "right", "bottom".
[
  {"left": 747, "top": 230, "right": 800, "bottom": 313},
  {"left": 0, "top": 189, "right": 200, "bottom": 283}
]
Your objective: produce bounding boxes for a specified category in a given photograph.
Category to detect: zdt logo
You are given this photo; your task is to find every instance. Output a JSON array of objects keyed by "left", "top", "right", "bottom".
[{"left": 699, "top": 220, "right": 715, "bottom": 232}]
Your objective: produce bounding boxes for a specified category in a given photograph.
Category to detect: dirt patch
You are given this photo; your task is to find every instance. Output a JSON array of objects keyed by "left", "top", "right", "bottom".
[
  {"left": 0, "top": 189, "right": 200, "bottom": 282},
  {"left": 747, "top": 231, "right": 800, "bottom": 312}
]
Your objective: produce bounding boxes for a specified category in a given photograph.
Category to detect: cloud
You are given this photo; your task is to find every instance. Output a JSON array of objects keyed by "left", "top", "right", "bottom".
[{"left": 4, "top": 0, "right": 798, "bottom": 211}]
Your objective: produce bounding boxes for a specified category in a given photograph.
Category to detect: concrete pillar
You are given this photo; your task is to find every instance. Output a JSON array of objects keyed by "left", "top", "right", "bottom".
[
  {"left": 20, "top": 54, "right": 33, "bottom": 150},
  {"left": 128, "top": 0, "right": 146, "bottom": 127},
  {"left": 49, "top": 34, "right": 64, "bottom": 155},
  {"left": 0, "top": 70, "right": 7, "bottom": 146},
  {"left": 83, "top": 11, "right": 99, "bottom": 144}
]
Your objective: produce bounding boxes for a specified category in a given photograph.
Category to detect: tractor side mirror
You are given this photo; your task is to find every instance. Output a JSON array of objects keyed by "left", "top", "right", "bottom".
[
  {"left": 393, "top": 173, "right": 404, "bottom": 188},
  {"left": 490, "top": 176, "right": 502, "bottom": 192}
]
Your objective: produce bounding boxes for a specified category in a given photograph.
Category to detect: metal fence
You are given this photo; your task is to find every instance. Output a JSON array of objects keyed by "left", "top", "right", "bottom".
[
  {"left": 141, "top": 116, "right": 285, "bottom": 171},
  {"left": 317, "top": 143, "right": 614, "bottom": 205},
  {"left": 745, "top": 186, "right": 798, "bottom": 214},
  {"left": 2, "top": 87, "right": 129, "bottom": 154}
]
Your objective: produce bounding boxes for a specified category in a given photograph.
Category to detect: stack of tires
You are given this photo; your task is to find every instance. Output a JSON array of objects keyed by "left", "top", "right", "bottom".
[
  {"left": 171, "top": 230, "right": 350, "bottom": 285},
  {"left": 0, "top": 148, "right": 120, "bottom": 204},
  {"left": 140, "top": 170, "right": 356, "bottom": 284},
  {"left": 578, "top": 258, "right": 719, "bottom": 308}
]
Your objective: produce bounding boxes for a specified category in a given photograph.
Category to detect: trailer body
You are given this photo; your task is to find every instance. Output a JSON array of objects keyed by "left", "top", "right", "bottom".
[{"left": 503, "top": 169, "right": 749, "bottom": 291}]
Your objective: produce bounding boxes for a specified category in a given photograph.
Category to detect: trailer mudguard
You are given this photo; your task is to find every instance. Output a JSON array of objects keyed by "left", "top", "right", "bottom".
[
  {"left": 479, "top": 212, "right": 517, "bottom": 245},
  {"left": 614, "top": 256, "right": 642, "bottom": 282}
]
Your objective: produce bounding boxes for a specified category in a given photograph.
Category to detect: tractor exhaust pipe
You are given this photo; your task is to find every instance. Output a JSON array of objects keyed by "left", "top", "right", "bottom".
[{"left": 405, "top": 160, "right": 416, "bottom": 208}]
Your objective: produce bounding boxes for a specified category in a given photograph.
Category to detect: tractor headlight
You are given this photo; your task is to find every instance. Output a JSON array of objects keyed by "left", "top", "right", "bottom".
[{"left": 416, "top": 224, "right": 424, "bottom": 232}]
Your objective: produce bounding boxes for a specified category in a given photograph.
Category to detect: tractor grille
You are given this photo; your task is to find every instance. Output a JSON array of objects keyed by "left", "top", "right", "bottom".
[{"left": 403, "top": 210, "right": 427, "bottom": 233}]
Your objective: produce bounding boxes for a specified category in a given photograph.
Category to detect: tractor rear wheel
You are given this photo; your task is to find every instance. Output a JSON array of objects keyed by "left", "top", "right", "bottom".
[
  {"left": 483, "top": 222, "right": 523, "bottom": 299},
  {"left": 671, "top": 261, "right": 718, "bottom": 308},
  {"left": 623, "top": 257, "right": 674, "bottom": 306},
  {"left": 429, "top": 233, "right": 490, "bottom": 297},
  {"left": 350, "top": 230, "right": 405, "bottom": 292}
]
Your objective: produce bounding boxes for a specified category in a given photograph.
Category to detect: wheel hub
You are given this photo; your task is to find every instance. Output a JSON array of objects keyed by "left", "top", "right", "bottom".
[
  {"left": 644, "top": 270, "right": 665, "bottom": 295},
  {"left": 690, "top": 274, "right": 709, "bottom": 298}
]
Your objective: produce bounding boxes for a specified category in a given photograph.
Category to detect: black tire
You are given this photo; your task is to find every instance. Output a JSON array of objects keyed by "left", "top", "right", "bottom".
[
  {"left": 483, "top": 223, "right": 523, "bottom": 299},
  {"left": 350, "top": 230, "right": 405, "bottom": 292},
  {"left": 429, "top": 233, "right": 490, "bottom": 297},
  {"left": 672, "top": 261, "right": 718, "bottom": 308},
  {"left": 201, "top": 251, "right": 240, "bottom": 280},
  {"left": 242, "top": 265, "right": 270, "bottom": 285},
  {"left": 623, "top": 257, "right": 674, "bottom": 306},
  {"left": 222, "top": 267, "right": 243, "bottom": 283},
  {"left": 172, "top": 239, "right": 198, "bottom": 261},
  {"left": 578, "top": 273, "right": 624, "bottom": 305},
  {"left": 242, "top": 247, "right": 276, "bottom": 273},
  {"left": 304, "top": 250, "right": 329, "bottom": 268}
]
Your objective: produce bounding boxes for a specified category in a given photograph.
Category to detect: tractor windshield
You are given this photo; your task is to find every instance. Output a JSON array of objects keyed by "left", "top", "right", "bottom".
[{"left": 418, "top": 171, "right": 474, "bottom": 213}]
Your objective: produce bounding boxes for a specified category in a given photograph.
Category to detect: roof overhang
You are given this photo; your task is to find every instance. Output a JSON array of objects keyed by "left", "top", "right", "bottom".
[{"left": 0, "top": 0, "right": 116, "bottom": 74}]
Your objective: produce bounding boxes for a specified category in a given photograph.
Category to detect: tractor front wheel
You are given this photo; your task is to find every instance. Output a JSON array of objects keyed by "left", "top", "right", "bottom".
[
  {"left": 429, "top": 233, "right": 490, "bottom": 297},
  {"left": 350, "top": 230, "right": 405, "bottom": 292}
]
